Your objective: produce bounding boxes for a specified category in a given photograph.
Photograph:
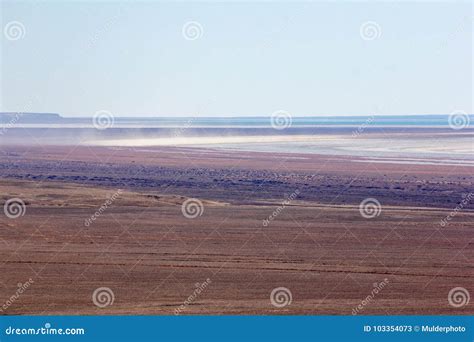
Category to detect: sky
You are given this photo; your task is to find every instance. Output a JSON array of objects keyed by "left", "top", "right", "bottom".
[{"left": 1, "top": 0, "right": 472, "bottom": 117}]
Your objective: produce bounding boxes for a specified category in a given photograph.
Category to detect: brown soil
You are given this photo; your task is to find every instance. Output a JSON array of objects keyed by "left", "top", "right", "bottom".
[{"left": 0, "top": 145, "right": 472, "bottom": 315}]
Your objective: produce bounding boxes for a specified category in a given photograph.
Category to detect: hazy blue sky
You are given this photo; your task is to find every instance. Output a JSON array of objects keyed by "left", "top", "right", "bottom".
[{"left": 1, "top": 1, "right": 472, "bottom": 117}]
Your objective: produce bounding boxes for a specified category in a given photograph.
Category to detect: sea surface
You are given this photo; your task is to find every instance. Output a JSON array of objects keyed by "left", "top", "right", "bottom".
[{"left": 2, "top": 114, "right": 472, "bottom": 128}]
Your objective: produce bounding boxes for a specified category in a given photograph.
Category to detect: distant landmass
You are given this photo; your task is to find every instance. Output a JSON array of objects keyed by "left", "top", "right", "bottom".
[{"left": 0, "top": 112, "right": 63, "bottom": 123}]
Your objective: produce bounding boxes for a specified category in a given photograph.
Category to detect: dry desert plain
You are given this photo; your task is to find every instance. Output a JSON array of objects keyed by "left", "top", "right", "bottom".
[{"left": 0, "top": 145, "right": 473, "bottom": 315}]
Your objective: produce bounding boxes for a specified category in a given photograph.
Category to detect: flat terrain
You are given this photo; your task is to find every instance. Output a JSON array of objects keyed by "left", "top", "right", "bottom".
[{"left": 0, "top": 145, "right": 473, "bottom": 315}]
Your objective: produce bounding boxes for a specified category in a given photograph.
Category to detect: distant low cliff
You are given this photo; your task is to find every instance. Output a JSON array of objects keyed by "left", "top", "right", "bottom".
[{"left": 0, "top": 112, "right": 63, "bottom": 123}]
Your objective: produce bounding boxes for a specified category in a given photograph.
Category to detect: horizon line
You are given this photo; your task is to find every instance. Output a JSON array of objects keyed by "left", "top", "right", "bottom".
[{"left": 1, "top": 112, "right": 472, "bottom": 118}]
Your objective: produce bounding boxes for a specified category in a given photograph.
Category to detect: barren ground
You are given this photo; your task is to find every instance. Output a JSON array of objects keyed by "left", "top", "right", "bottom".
[{"left": 0, "top": 145, "right": 472, "bottom": 315}]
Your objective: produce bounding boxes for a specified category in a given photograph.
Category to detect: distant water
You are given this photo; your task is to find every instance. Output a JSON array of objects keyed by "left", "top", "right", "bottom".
[
  {"left": 87, "top": 114, "right": 469, "bottom": 127},
  {"left": 1, "top": 114, "right": 473, "bottom": 128},
  {"left": 108, "top": 115, "right": 471, "bottom": 127}
]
